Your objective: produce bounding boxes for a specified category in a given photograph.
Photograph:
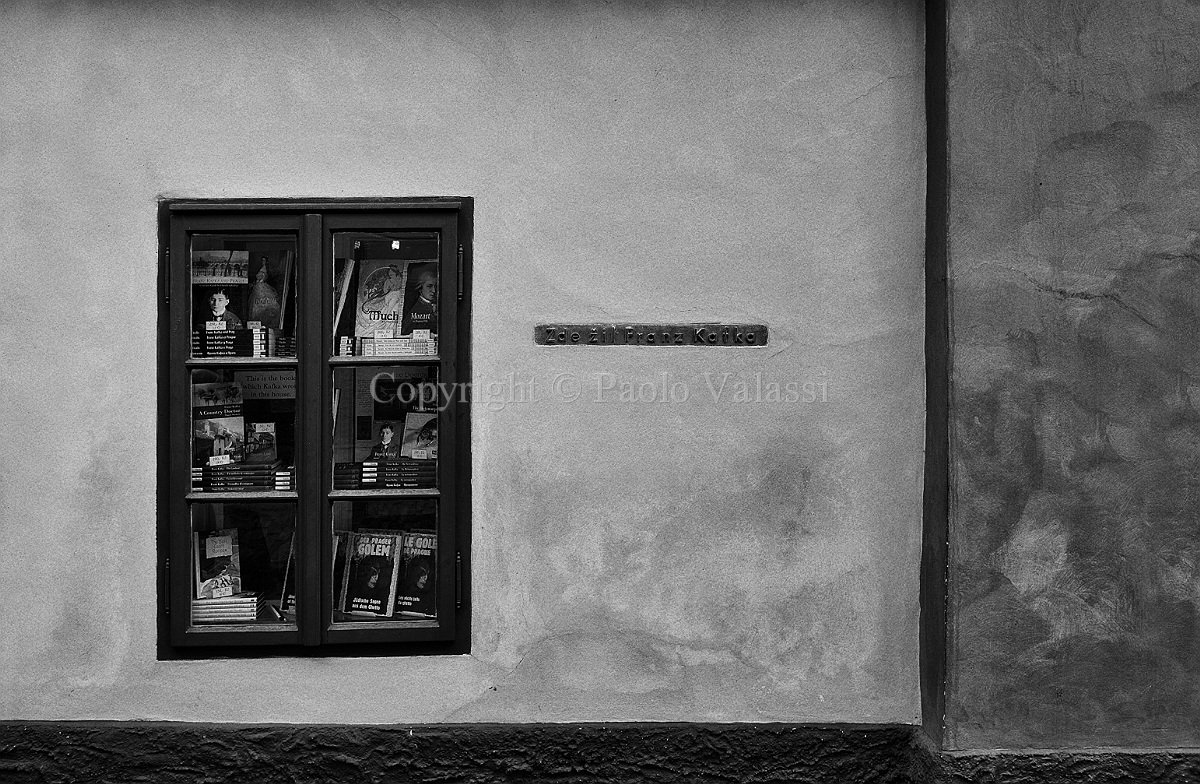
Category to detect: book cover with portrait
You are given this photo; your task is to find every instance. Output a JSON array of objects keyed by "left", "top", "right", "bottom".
[
  {"left": 399, "top": 261, "right": 438, "bottom": 336},
  {"left": 396, "top": 531, "right": 437, "bottom": 617},
  {"left": 338, "top": 532, "right": 402, "bottom": 616}
]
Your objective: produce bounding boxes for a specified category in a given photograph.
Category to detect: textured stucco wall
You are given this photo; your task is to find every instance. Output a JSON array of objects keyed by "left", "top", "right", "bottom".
[
  {"left": 948, "top": 0, "right": 1200, "bottom": 748},
  {"left": 0, "top": 0, "right": 925, "bottom": 723}
]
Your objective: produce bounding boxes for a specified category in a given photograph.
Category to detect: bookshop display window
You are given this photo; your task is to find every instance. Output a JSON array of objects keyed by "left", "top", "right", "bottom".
[{"left": 159, "top": 200, "right": 472, "bottom": 657}]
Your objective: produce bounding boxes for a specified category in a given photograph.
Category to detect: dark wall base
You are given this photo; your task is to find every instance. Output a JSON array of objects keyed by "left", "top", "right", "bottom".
[
  {"left": 3, "top": 722, "right": 1200, "bottom": 783},
  {"left": 0, "top": 723, "right": 921, "bottom": 784},
  {"left": 935, "top": 751, "right": 1200, "bottom": 784}
]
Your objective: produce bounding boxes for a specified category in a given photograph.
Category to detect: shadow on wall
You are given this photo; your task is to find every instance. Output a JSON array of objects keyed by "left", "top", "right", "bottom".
[{"left": 951, "top": 82, "right": 1200, "bottom": 747}]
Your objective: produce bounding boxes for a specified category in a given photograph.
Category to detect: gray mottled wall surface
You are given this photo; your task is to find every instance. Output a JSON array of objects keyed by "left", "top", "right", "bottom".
[
  {"left": 948, "top": 0, "right": 1200, "bottom": 748},
  {"left": 0, "top": 1, "right": 924, "bottom": 723}
]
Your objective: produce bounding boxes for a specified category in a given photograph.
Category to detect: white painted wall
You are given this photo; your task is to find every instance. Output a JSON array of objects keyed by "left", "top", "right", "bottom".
[{"left": 0, "top": 0, "right": 925, "bottom": 723}]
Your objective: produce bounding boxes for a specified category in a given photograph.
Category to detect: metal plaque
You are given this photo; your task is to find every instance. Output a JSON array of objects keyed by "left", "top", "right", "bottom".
[{"left": 535, "top": 323, "right": 768, "bottom": 347}]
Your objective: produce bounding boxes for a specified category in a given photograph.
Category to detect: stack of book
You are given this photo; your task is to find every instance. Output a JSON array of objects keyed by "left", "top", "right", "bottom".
[
  {"left": 358, "top": 335, "right": 437, "bottom": 357},
  {"left": 274, "top": 466, "right": 294, "bottom": 491},
  {"left": 275, "top": 333, "right": 297, "bottom": 357},
  {"left": 333, "top": 460, "right": 436, "bottom": 489},
  {"left": 191, "top": 592, "right": 268, "bottom": 624},
  {"left": 192, "top": 462, "right": 294, "bottom": 492},
  {"left": 192, "top": 327, "right": 295, "bottom": 358}
]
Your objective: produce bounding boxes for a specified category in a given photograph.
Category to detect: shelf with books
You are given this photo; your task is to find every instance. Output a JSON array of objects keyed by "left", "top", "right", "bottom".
[
  {"left": 190, "top": 371, "right": 297, "bottom": 495},
  {"left": 330, "top": 365, "right": 441, "bottom": 495},
  {"left": 186, "top": 506, "right": 297, "bottom": 635},
  {"left": 191, "top": 243, "right": 298, "bottom": 362},
  {"left": 331, "top": 236, "right": 440, "bottom": 359},
  {"left": 328, "top": 501, "right": 441, "bottom": 627}
]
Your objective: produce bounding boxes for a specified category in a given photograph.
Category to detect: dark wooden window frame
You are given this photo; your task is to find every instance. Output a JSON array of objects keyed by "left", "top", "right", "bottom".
[{"left": 156, "top": 198, "right": 473, "bottom": 659}]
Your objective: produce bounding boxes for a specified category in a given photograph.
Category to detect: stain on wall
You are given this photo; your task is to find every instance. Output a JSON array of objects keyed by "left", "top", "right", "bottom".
[
  {"left": 0, "top": 0, "right": 924, "bottom": 724},
  {"left": 949, "top": 0, "right": 1200, "bottom": 748}
]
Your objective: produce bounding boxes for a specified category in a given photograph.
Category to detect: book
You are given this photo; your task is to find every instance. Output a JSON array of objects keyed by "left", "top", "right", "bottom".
[
  {"left": 244, "top": 422, "right": 278, "bottom": 464},
  {"left": 192, "top": 592, "right": 259, "bottom": 607},
  {"left": 353, "top": 258, "right": 407, "bottom": 338},
  {"left": 192, "top": 593, "right": 261, "bottom": 610},
  {"left": 193, "top": 286, "right": 249, "bottom": 331},
  {"left": 400, "top": 412, "right": 438, "bottom": 461},
  {"left": 359, "top": 336, "right": 437, "bottom": 357},
  {"left": 338, "top": 532, "right": 402, "bottom": 616},
  {"left": 192, "top": 462, "right": 283, "bottom": 475},
  {"left": 192, "top": 481, "right": 287, "bottom": 489},
  {"left": 191, "top": 613, "right": 260, "bottom": 624},
  {"left": 361, "top": 420, "right": 403, "bottom": 461},
  {"left": 192, "top": 381, "right": 243, "bottom": 413},
  {"left": 191, "top": 476, "right": 291, "bottom": 490},
  {"left": 191, "top": 594, "right": 262, "bottom": 610},
  {"left": 396, "top": 531, "right": 437, "bottom": 617},
  {"left": 347, "top": 365, "right": 437, "bottom": 462},
  {"left": 359, "top": 459, "right": 436, "bottom": 470},
  {"left": 277, "top": 251, "right": 294, "bottom": 332},
  {"left": 192, "top": 326, "right": 285, "bottom": 351},
  {"left": 246, "top": 251, "right": 292, "bottom": 331},
  {"left": 343, "top": 468, "right": 436, "bottom": 477},
  {"left": 192, "top": 466, "right": 283, "bottom": 476},
  {"left": 333, "top": 258, "right": 356, "bottom": 339},
  {"left": 331, "top": 530, "right": 349, "bottom": 613},
  {"left": 332, "top": 460, "right": 436, "bottom": 489},
  {"left": 192, "top": 250, "right": 250, "bottom": 285},
  {"left": 189, "top": 465, "right": 293, "bottom": 491},
  {"left": 399, "top": 261, "right": 438, "bottom": 337},
  {"left": 194, "top": 529, "right": 243, "bottom": 599},
  {"left": 192, "top": 327, "right": 284, "bottom": 357},
  {"left": 280, "top": 534, "right": 296, "bottom": 616},
  {"left": 191, "top": 592, "right": 266, "bottom": 624},
  {"left": 192, "top": 382, "right": 245, "bottom": 467}
]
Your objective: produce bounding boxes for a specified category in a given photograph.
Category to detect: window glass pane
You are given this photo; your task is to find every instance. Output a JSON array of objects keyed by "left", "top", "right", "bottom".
[
  {"left": 191, "top": 235, "right": 297, "bottom": 358},
  {"left": 331, "top": 499, "right": 438, "bottom": 623},
  {"left": 190, "top": 368, "right": 296, "bottom": 492},
  {"left": 332, "top": 232, "right": 439, "bottom": 356},
  {"left": 331, "top": 365, "right": 438, "bottom": 487},
  {"left": 190, "top": 502, "right": 296, "bottom": 626}
]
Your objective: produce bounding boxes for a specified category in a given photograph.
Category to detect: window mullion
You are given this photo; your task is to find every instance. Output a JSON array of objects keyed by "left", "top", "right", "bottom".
[{"left": 297, "top": 213, "right": 325, "bottom": 645}]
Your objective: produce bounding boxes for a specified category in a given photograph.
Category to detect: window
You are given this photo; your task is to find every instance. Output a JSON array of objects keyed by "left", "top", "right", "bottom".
[{"left": 157, "top": 199, "right": 472, "bottom": 657}]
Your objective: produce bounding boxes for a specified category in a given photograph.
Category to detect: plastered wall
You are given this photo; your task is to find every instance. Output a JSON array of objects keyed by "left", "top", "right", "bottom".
[
  {"left": 0, "top": 0, "right": 925, "bottom": 723},
  {"left": 948, "top": 0, "right": 1200, "bottom": 748}
]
